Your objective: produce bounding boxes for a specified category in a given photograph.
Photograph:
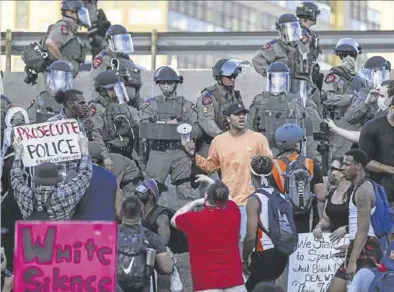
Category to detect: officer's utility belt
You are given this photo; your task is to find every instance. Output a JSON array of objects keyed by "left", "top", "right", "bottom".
[
  {"left": 149, "top": 140, "right": 182, "bottom": 151},
  {"left": 201, "top": 133, "right": 214, "bottom": 145},
  {"left": 106, "top": 144, "right": 131, "bottom": 159}
]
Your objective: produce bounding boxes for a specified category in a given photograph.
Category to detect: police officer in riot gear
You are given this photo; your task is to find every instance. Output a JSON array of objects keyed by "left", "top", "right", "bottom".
[
  {"left": 323, "top": 38, "right": 369, "bottom": 157},
  {"left": 26, "top": 60, "right": 74, "bottom": 124},
  {"left": 89, "top": 24, "right": 142, "bottom": 109},
  {"left": 296, "top": 2, "right": 327, "bottom": 89},
  {"left": 252, "top": 13, "right": 302, "bottom": 79},
  {"left": 90, "top": 70, "right": 140, "bottom": 172},
  {"left": 82, "top": 0, "right": 111, "bottom": 58},
  {"left": 196, "top": 59, "right": 247, "bottom": 158},
  {"left": 344, "top": 56, "right": 391, "bottom": 125},
  {"left": 45, "top": 0, "right": 90, "bottom": 77},
  {"left": 247, "top": 62, "right": 321, "bottom": 161},
  {"left": 140, "top": 66, "right": 202, "bottom": 209}
]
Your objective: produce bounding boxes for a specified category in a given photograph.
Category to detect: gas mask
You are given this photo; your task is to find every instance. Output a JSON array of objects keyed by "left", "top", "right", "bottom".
[{"left": 341, "top": 56, "right": 356, "bottom": 74}]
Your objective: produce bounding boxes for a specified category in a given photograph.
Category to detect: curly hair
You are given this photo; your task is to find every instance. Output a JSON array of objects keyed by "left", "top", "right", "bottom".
[{"left": 251, "top": 155, "right": 273, "bottom": 176}]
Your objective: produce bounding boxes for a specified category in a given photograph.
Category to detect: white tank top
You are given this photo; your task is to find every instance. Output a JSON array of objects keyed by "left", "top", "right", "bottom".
[
  {"left": 253, "top": 188, "right": 277, "bottom": 251},
  {"left": 348, "top": 181, "right": 376, "bottom": 240}
]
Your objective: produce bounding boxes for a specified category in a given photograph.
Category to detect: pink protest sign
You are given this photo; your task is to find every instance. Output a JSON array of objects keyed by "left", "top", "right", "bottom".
[{"left": 14, "top": 221, "right": 118, "bottom": 292}]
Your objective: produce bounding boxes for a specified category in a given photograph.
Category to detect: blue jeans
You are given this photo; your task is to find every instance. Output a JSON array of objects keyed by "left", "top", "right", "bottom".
[{"left": 239, "top": 205, "right": 247, "bottom": 242}]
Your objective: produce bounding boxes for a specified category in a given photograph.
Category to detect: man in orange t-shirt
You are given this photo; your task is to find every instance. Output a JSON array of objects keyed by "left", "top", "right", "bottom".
[{"left": 185, "top": 102, "right": 273, "bottom": 241}]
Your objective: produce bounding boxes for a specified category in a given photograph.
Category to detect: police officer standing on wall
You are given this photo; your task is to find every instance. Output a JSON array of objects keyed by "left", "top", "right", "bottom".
[
  {"left": 247, "top": 62, "right": 320, "bottom": 160},
  {"left": 45, "top": 0, "right": 91, "bottom": 77},
  {"left": 343, "top": 56, "right": 391, "bottom": 125},
  {"left": 140, "top": 66, "right": 202, "bottom": 209},
  {"left": 82, "top": 0, "right": 111, "bottom": 58},
  {"left": 296, "top": 2, "right": 327, "bottom": 88},
  {"left": 90, "top": 70, "right": 141, "bottom": 173},
  {"left": 323, "top": 38, "right": 367, "bottom": 157},
  {"left": 89, "top": 24, "right": 142, "bottom": 110},
  {"left": 252, "top": 13, "right": 302, "bottom": 79},
  {"left": 26, "top": 60, "right": 75, "bottom": 124},
  {"left": 196, "top": 59, "right": 247, "bottom": 158}
]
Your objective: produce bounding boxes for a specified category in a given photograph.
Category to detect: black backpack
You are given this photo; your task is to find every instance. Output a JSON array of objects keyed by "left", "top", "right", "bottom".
[
  {"left": 117, "top": 225, "right": 149, "bottom": 291},
  {"left": 144, "top": 206, "right": 189, "bottom": 254}
]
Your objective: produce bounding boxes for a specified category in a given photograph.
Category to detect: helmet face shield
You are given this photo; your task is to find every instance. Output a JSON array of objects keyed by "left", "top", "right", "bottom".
[
  {"left": 360, "top": 67, "right": 390, "bottom": 89},
  {"left": 266, "top": 72, "right": 290, "bottom": 94},
  {"left": 46, "top": 70, "right": 74, "bottom": 94},
  {"left": 77, "top": 7, "right": 91, "bottom": 28},
  {"left": 109, "top": 34, "right": 134, "bottom": 54},
  {"left": 279, "top": 21, "right": 302, "bottom": 42},
  {"left": 220, "top": 59, "right": 251, "bottom": 77},
  {"left": 101, "top": 82, "right": 130, "bottom": 104}
]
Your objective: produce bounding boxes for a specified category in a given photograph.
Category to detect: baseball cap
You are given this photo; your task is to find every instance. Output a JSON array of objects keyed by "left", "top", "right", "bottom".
[
  {"left": 136, "top": 179, "right": 160, "bottom": 200},
  {"left": 225, "top": 102, "right": 249, "bottom": 116}
]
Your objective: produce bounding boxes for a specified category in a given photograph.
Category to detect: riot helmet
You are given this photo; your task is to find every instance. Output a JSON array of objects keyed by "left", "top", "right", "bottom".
[
  {"left": 296, "top": 2, "right": 321, "bottom": 22},
  {"left": 212, "top": 59, "right": 250, "bottom": 80},
  {"left": 276, "top": 14, "right": 302, "bottom": 43},
  {"left": 153, "top": 66, "right": 183, "bottom": 84},
  {"left": 362, "top": 56, "right": 391, "bottom": 89},
  {"left": 94, "top": 70, "right": 129, "bottom": 104},
  {"left": 105, "top": 24, "right": 134, "bottom": 54},
  {"left": 61, "top": 0, "right": 91, "bottom": 28},
  {"left": 334, "top": 38, "right": 362, "bottom": 59},
  {"left": 265, "top": 62, "right": 291, "bottom": 95},
  {"left": 46, "top": 61, "right": 74, "bottom": 96},
  {"left": 275, "top": 123, "right": 305, "bottom": 151}
]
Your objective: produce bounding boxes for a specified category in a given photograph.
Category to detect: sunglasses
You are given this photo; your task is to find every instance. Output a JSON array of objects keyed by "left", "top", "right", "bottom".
[
  {"left": 159, "top": 81, "right": 176, "bottom": 85},
  {"left": 330, "top": 166, "right": 342, "bottom": 172}
]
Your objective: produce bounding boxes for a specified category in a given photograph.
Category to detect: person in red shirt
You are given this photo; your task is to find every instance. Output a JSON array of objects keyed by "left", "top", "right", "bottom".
[{"left": 171, "top": 175, "right": 246, "bottom": 292}]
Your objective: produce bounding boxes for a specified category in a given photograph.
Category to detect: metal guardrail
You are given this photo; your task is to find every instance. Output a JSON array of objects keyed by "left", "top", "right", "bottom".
[{"left": 2, "top": 29, "right": 394, "bottom": 71}]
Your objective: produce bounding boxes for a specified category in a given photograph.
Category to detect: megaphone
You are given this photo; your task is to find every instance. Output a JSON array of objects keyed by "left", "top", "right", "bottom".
[{"left": 176, "top": 123, "right": 192, "bottom": 146}]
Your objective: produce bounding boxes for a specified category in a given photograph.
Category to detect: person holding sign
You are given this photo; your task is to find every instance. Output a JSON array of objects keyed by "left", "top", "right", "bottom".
[
  {"left": 328, "top": 149, "right": 382, "bottom": 292},
  {"left": 11, "top": 134, "right": 93, "bottom": 220},
  {"left": 23, "top": 89, "right": 93, "bottom": 190}
]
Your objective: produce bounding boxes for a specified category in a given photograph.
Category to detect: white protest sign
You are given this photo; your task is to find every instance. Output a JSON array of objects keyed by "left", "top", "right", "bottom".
[
  {"left": 14, "top": 119, "right": 81, "bottom": 167},
  {"left": 287, "top": 233, "right": 349, "bottom": 292}
]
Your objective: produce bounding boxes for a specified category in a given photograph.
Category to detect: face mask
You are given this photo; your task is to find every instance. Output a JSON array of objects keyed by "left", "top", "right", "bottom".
[
  {"left": 341, "top": 56, "right": 356, "bottom": 73},
  {"left": 377, "top": 97, "right": 389, "bottom": 111}
]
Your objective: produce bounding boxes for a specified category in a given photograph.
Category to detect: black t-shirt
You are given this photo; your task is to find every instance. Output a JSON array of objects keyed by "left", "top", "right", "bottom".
[{"left": 359, "top": 116, "right": 394, "bottom": 199}]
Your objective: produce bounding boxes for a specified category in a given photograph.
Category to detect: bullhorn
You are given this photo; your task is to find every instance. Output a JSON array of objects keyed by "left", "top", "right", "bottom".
[{"left": 176, "top": 123, "right": 192, "bottom": 146}]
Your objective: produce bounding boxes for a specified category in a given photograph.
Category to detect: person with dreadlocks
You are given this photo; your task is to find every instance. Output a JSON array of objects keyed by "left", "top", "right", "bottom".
[{"left": 242, "top": 156, "right": 292, "bottom": 291}]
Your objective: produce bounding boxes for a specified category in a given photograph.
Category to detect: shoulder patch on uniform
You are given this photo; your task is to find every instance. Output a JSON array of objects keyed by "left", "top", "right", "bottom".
[
  {"left": 60, "top": 25, "right": 69, "bottom": 36},
  {"left": 202, "top": 95, "right": 212, "bottom": 106},
  {"left": 325, "top": 73, "right": 336, "bottom": 84},
  {"left": 92, "top": 57, "right": 103, "bottom": 69},
  {"left": 89, "top": 106, "right": 97, "bottom": 116},
  {"left": 261, "top": 40, "right": 276, "bottom": 50},
  {"left": 301, "top": 34, "right": 310, "bottom": 44},
  {"left": 142, "top": 99, "right": 152, "bottom": 111}
]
